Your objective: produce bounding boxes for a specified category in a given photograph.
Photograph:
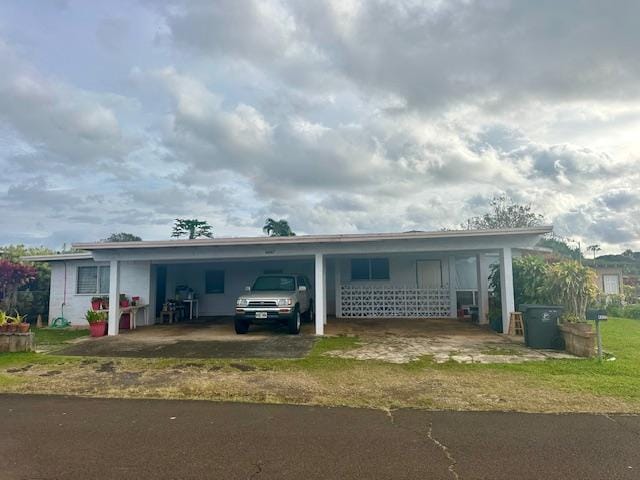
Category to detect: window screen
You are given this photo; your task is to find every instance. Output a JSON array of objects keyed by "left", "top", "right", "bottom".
[
  {"left": 351, "top": 258, "right": 389, "bottom": 280},
  {"left": 370, "top": 258, "right": 390, "bottom": 280},
  {"left": 77, "top": 266, "right": 110, "bottom": 294},
  {"left": 205, "top": 270, "right": 225, "bottom": 294},
  {"left": 351, "top": 259, "right": 370, "bottom": 280},
  {"left": 77, "top": 266, "right": 98, "bottom": 294}
]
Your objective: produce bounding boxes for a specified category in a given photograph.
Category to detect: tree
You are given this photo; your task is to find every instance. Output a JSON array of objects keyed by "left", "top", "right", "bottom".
[
  {"left": 102, "top": 233, "right": 142, "bottom": 242},
  {"left": 0, "top": 259, "right": 37, "bottom": 312},
  {"left": 262, "top": 218, "right": 296, "bottom": 237},
  {"left": 537, "top": 236, "right": 582, "bottom": 261},
  {"left": 1, "top": 245, "right": 54, "bottom": 318},
  {"left": 464, "top": 195, "right": 544, "bottom": 230},
  {"left": 586, "top": 244, "right": 601, "bottom": 264},
  {"left": 171, "top": 219, "right": 213, "bottom": 239}
]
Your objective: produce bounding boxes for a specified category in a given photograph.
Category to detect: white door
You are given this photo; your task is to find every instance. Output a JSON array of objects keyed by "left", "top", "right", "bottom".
[
  {"left": 417, "top": 260, "right": 442, "bottom": 288},
  {"left": 603, "top": 275, "right": 620, "bottom": 295}
]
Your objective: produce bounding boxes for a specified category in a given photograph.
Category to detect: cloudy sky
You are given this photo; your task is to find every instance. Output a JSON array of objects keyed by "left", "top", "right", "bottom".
[{"left": 1, "top": 0, "right": 639, "bottom": 252}]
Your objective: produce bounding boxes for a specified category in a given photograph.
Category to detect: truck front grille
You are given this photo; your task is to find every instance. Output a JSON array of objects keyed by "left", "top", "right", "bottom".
[{"left": 247, "top": 300, "right": 278, "bottom": 308}]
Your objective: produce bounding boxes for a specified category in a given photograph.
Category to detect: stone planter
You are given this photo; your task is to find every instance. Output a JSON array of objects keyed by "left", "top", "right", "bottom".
[
  {"left": 559, "top": 323, "right": 596, "bottom": 358},
  {"left": 0, "top": 332, "right": 35, "bottom": 352}
]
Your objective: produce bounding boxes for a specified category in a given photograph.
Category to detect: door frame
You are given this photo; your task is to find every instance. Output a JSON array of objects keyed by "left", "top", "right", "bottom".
[{"left": 415, "top": 259, "right": 443, "bottom": 288}]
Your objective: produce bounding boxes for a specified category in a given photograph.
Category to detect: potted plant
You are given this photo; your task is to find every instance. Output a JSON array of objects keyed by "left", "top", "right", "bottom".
[
  {"left": 91, "top": 297, "right": 103, "bottom": 311},
  {"left": 101, "top": 296, "right": 109, "bottom": 310},
  {"left": 85, "top": 310, "right": 108, "bottom": 337},
  {"left": 0, "top": 311, "right": 8, "bottom": 333},
  {"left": 10, "top": 312, "right": 30, "bottom": 333},
  {"left": 119, "top": 294, "right": 129, "bottom": 308}
]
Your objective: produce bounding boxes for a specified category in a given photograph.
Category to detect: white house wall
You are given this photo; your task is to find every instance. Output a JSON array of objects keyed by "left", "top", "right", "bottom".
[
  {"left": 48, "top": 260, "right": 151, "bottom": 327},
  {"left": 49, "top": 259, "right": 110, "bottom": 326}
]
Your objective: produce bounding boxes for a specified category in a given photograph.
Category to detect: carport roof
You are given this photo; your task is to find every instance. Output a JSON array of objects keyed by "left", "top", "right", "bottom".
[{"left": 70, "top": 226, "right": 552, "bottom": 251}]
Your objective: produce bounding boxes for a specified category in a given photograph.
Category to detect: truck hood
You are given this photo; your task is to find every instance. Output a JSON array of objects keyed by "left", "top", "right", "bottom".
[{"left": 239, "top": 291, "right": 296, "bottom": 299}]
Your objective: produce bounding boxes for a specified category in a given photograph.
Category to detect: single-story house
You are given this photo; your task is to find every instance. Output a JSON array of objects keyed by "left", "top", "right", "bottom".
[{"left": 26, "top": 226, "right": 552, "bottom": 336}]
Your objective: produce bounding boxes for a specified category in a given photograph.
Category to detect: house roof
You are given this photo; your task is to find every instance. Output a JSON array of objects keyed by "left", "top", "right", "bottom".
[
  {"left": 71, "top": 226, "right": 552, "bottom": 251},
  {"left": 22, "top": 252, "right": 93, "bottom": 262}
]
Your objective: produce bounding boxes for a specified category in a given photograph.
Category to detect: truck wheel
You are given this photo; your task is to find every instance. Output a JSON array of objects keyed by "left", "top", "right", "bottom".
[
  {"left": 234, "top": 318, "right": 249, "bottom": 334},
  {"left": 288, "top": 307, "right": 301, "bottom": 334}
]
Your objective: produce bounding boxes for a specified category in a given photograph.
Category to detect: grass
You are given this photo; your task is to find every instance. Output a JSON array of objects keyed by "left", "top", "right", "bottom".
[
  {"left": 33, "top": 328, "right": 89, "bottom": 345},
  {"left": 0, "top": 318, "right": 639, "bottom": 413}
]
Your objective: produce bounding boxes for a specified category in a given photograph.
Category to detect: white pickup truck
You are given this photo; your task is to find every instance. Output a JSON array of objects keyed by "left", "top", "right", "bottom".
[{"left": 234, "top": 274, "right": 314, "bottom": 334}]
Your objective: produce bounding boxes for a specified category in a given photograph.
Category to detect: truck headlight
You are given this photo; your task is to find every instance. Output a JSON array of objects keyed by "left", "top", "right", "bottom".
[
  {"left": 277, "top": 298, "right": 292, "bottom": 306},
  {"left": 237, "top": 298, "right": 249, "bottom": 307}
]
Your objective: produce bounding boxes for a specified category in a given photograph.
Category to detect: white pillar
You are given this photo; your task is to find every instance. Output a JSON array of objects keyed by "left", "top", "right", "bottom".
[
  {"left": 499, "top": 247, "right": 515, "bottom": 334},
  {"left": 314, "top": 253, "right": 326, "bottom": 335},
  {"left": 335, "top": 259, "right": 342, "bottom": 318},
  {"left": 108, "top": 260, "right": 120, "bottom": 336},
  {"left": 448, "top": 255, "right": 457, "bottom": 317},
  {"left": 476, "top": 253, "right": 490, "bottom": 324}
]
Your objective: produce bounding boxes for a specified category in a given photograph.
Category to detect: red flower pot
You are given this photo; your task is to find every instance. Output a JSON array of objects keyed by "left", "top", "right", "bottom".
[
  {"left": 6, "top": 324, "right": 17, "bottom": 334},
  {"left": 91, "top": 300, "right": 102, "bottom": 311},
  {"left": 120, "top": 300, "right": 129, "bottom": 308},
  {"left": 90, "top": 321, "right": 107, "bottom": 337},
  {"left": 18, "top": 323, "right": 30, "bottom": 333}
]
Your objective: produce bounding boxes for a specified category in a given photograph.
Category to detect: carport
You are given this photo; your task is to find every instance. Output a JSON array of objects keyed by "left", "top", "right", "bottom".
[{"left": 31, "top": 227, "right": 552, "bottom": 337}]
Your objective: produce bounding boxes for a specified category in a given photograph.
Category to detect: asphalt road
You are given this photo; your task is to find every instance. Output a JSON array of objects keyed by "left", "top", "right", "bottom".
[{"left": 1, "top": 395, "right": 638, "bottom": 480}]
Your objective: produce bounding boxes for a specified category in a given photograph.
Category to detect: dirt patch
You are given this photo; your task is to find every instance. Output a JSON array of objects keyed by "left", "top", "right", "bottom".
[
  {"left": 96, "top": 362, "right": 116, "bottom": 373},
  {"left": 6, "top": 365, "right": 33, "bottom": 373},
  {"left": 38, "top": 370, "right": 62, "bottom": 377},
  {"left": 230, "top": 363, "right": 257, "bottom": 372}
]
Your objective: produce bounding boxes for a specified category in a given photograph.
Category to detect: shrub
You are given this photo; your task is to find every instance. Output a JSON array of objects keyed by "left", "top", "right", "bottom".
[
  {"left": 623, "top": 304, "right": 640, "bottom": 319},
  {"left": 546, "top": 261, "right": 598, "bottom": 321},
  {"left": 489, "top": 255, "right": 550, "bottom": 309}
]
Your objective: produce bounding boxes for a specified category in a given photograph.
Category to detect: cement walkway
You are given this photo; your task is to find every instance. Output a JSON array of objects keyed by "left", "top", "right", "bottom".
[{"left": 1, "top": 395, "right": 638, "bottom": 479}]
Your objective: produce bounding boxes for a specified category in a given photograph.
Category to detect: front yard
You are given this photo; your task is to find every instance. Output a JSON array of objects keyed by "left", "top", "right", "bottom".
[{"left": 1, "top": 318, "right": 639, "bottom": 413}]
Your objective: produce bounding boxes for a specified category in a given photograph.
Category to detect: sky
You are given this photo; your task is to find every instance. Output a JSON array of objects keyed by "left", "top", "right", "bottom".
[{"left": 0, "top": 0, "right": 639, "bottom": 253}]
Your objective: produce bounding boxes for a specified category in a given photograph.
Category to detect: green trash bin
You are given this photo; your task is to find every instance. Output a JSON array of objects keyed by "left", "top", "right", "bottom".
[{"left": 520, "top": 304, "right": 565, "bottom": 349}]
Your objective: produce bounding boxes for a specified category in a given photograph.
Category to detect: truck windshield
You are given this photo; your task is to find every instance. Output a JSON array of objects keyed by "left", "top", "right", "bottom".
[{"left": 252, "top": 276, "right": 296, "bottom": 292}]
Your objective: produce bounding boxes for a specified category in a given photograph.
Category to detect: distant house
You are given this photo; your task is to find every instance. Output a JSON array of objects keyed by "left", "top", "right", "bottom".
[{"left": 593, "top": 267, "right": 624, "bottom": 296}]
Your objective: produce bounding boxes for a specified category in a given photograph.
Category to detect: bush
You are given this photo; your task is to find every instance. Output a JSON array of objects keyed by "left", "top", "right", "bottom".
[
  {"left": 546, "top": 261, "right": 598, "bottom": 321},
  {"left": 623, "top": 304, "right": 640, "bottom": 319},
  {"left": 489, "top": 255, "right": 550, "bottom": 309}
]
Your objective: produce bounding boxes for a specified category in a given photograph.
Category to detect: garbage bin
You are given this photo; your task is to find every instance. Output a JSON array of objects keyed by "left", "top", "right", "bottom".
[{"left": 520, "top": 304, "right": 565, "bottom": 349}]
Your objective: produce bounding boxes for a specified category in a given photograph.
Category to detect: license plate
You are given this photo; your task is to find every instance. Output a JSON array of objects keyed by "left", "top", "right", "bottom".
[{"left": 255, "top": 312, "right": 268, "bottom": 319}]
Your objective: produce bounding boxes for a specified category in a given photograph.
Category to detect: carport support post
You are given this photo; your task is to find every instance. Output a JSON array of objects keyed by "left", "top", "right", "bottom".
[
  {"left": 448, "top": 255, "right": 457, "bottom": 318},
  {"left": 499, "top": 247, "right": 515, "bottom": 334},
  {"left": 476, "top": 253, "right": 489, "bottom": 324},
  {"left": 108, "top": 260, "right": 120, "bottom": 336},
  {"left": 314, "top": 253, "right": 326, "bottom": 335}
]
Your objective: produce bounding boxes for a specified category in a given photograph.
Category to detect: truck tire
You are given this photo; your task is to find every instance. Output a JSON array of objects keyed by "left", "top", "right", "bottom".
[
  {"left": 288, "top": 307, "right": 301, "bottom": 334},
  {"left": 234, "top": 318, "right": 249, "bottom": 334}
]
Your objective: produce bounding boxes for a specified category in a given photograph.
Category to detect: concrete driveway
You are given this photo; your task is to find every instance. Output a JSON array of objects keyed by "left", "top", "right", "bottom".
[
  {"left": 2, "top": 394, "right": 638, "bottom": 480},
  {"left": 55, "top": 316, "right": 316, "bottom": 359}
]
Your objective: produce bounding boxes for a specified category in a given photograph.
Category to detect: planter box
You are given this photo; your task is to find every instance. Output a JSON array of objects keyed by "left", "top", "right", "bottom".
[
  {"left": 0, "top": 333, "right": 35, "bottom": 353},
  {"left": 559, "top": 323, "right": 596, "bottom": 358}
]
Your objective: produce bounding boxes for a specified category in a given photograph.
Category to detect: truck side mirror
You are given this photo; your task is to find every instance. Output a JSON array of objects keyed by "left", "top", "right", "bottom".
[
  {"left": 244, "top": 286, "right": 251, "bottom": 292},
  {"left": 298, "top": 285, "right": 307, "bottom": 292}
]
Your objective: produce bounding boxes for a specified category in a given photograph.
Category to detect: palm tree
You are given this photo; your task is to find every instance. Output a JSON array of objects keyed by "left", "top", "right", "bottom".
[
  {"left": 263, "top": 218, "right": 296, "bottom": 237},
  {"left": 586, "top": 244, "right": 601, "bottom": 265}
]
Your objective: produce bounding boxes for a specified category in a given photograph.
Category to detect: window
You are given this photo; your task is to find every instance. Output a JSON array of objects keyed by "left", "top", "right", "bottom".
[
  {"left": 205, "top": 270, "right": 225, "bottom": 294},
  {"left": 77, "top": 266, "right": 110, "bottom": 294},
  {"left": 603, "top": 275, "right": 620, "bottom": 295},
  {"left": 252, "top": 275, "right": 296, "bottom": 292},
  {"left": 350, "top": 258, "right": 390, "bottom": 281}
]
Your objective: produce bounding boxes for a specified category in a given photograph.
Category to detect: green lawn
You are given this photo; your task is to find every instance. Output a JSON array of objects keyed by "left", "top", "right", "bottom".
[{"left": 32, "top": 328, "right": 89, "bottom": 345}]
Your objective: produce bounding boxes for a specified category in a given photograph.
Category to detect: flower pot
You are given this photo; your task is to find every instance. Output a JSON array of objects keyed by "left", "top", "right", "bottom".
[
  {"left": 559, "top": 323, "right": 596, "bottom": 358},
  {"left": 120, "top": 300, "right": 130, "bottom": 308},
  {"left": 6, "top": 324, "right": 17, "bottom": 334},
  {"left": 91, "top": 300, "right": 102, "bottom": 311},
  {"left": 90, "top": 321, "right": 107, "bottom": 337},
  {"left": 18, "top": 323, "right": 30, "bottom": 333}
]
